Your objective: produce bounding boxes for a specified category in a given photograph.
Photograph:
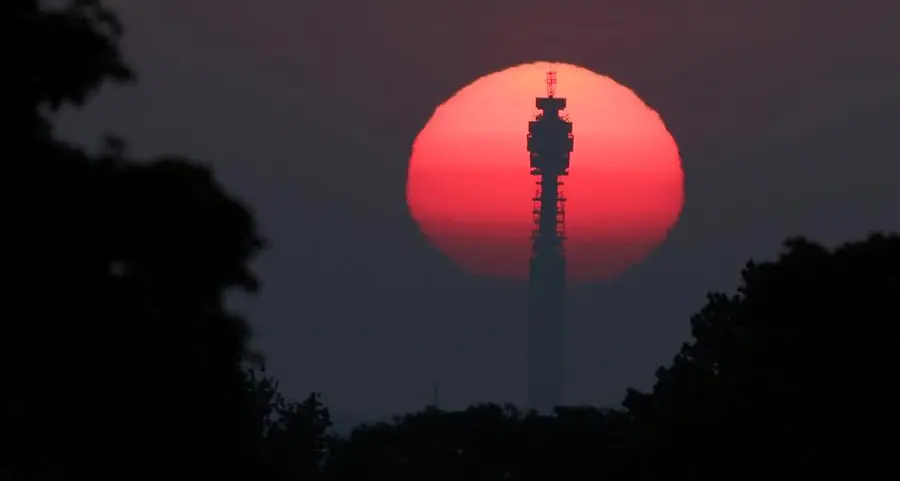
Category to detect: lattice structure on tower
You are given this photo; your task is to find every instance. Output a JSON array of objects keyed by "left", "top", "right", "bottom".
[{"left": 525, "top": 67, "right": 574, "bottom": 412}]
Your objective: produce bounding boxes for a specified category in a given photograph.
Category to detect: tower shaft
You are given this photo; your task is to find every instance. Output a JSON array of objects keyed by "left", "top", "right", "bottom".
[
  {"left": 525, "top": 68, "right": 573, "bottom": 412},
  {"left": 527, "top": 173, "right": 566, "bottom": 412}
]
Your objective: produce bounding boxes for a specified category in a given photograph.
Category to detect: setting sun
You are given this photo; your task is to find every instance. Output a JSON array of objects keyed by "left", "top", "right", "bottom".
[{"left": 407, "top": 62, "right": 684, "bottom": 282}]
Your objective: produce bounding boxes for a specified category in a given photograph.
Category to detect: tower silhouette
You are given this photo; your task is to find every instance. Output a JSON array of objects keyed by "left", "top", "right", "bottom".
[{"left": 526, "top": 68, "right": 573, "bottom": 412}]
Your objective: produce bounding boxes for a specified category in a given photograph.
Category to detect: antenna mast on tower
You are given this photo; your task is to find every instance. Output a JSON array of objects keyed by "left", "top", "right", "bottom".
[{"left": 545, "top": 65, "right": 557, "bottom": 97}]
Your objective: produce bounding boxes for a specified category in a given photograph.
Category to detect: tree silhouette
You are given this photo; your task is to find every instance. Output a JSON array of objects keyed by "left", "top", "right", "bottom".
[
  {"left": 4, "top": 2, "right": 279, "bottom": 480},
  {"left": 622, "top": 233, "right": 900, "bottom": 480},
  {"left": 246, "top": 365, "right": 333, "bottom": 481},
  {"left": 7, "top": 127, "right": 268, "bottom": 481},
  {"left": 10, "top": 0, "right": 133, "bottom": 138},
  {"left": 323, "top": 404, "right": 631, "bottom": 481}
]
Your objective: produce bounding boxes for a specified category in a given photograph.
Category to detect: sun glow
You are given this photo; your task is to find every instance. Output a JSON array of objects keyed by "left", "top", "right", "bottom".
[{"left": 407, "top": 62, "right": 683, "bottom": 282}]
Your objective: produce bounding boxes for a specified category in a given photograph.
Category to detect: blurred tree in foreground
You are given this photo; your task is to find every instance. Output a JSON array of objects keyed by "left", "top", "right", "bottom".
[
  {"left": 4, "top": 1, "right": 281, "bottom": 480},
  {"left": 9, "top": 0, "right": 133, "bottom": 138}
]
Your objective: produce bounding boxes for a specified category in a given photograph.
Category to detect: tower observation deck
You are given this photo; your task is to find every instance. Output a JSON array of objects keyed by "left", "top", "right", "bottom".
[{"left": 526, "top": 69, "right": 573, "bottom": 412}]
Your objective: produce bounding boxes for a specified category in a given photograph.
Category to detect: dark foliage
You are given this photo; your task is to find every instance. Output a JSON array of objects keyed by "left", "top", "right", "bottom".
[
  {"left": 4, "top": 2, "right": 276, "bottom": 480},
  {"left": 246, "top": 365, "right": 332, "bottom": 481},
  {"left": 9, "top": 0, "right": 133, "bottom": 137},
  {"left": 622, "top": 233, "right": 900, "bottom": 480}
]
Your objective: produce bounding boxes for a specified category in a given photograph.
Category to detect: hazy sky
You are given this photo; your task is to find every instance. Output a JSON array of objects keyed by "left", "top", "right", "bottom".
[{"left": 57, "top": 0, "right": 899, "bottom": 426}]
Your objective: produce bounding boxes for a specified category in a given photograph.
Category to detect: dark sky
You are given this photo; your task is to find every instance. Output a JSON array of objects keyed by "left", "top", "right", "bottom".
[{"left": 57, "top": 0, "right": 899, "bottom": 426}]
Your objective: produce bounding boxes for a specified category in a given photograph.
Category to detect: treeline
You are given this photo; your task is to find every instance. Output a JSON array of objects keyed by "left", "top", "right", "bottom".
[{"left": 4, "top": 2, "right": 897, "bottom": 481}]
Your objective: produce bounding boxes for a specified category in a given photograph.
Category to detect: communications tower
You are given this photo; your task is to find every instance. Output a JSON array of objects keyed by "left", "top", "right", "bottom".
[{"left": 526, "top": 68, "right": 573, "bottom": 412}]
